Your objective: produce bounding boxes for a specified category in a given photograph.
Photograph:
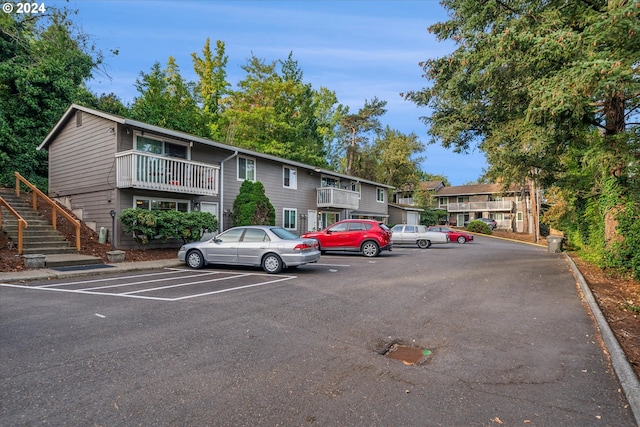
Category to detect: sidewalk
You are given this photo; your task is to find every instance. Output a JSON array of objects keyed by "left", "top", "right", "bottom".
[{"left": 0, "top": 258, "right": 183, "bottom": 282}]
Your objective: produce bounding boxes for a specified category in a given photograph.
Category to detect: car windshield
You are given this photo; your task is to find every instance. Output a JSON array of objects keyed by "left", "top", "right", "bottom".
[
  {"left": 269, "top": 227, "right": 299, "bottom": 240},
  {"left": 379, "top": 223, "right": 390, "bottom": 231}
]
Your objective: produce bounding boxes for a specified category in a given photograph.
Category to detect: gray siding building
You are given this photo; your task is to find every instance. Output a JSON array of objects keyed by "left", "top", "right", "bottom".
[{"left": 38, "top": 105, "right": 393, "bottom": 249}]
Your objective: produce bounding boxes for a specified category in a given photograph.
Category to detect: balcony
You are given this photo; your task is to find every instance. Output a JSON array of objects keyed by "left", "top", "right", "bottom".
[
  {"left": 115, "top": 150, "right": 220, "bottom": 196},
  {"left": 316, "top": 187, "right": 359, "bottom": 209},
  {"left": 446, "top": 200, "right": 515, "bottom": 212}
]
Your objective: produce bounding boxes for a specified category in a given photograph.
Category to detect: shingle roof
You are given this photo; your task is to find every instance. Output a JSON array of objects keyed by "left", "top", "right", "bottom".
[
  {"left": 434, "top": 183, "right": 524, "bottom": 196},
  {"left": 39, "top": 104, "right": 394, "bottom": 189}
]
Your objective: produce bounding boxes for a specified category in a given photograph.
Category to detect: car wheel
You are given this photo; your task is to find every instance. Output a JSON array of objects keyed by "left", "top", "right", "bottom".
[
  {"left": 186, "top": 249, "right": 204, "bottom": 269},
  {"left": 361, "top": 241, "right": 380, "bottom": 257},
  {"left": 262, "top": 253, "right": 283, "bottom": 274},
  {"left": 417, "top": 239, "right": 431, "bottom": 249},
  {"left": 457, "top": 236, "right": 466, "bottom": 244}
]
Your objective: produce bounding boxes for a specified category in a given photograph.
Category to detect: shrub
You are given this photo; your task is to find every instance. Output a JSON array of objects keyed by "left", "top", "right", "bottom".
[
  {"left": 232, "top": 180, "right": 275, "bottom": 226},
  {"left": 466, "top": 220, "right": 492, "bottom": 234},
  {"left": 119, "top": 208, "right": 219, "bottom": 246}
]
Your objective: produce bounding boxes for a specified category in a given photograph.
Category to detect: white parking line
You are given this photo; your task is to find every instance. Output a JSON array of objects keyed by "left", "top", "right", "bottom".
[
  {"left": 77, "top": 271, "right": 224, "bottom": 291},
  {"left": 122, "top": 273, "right": 252, "bottom": 295},
  {"left": 170, "top": 275, "right": 296, "bottom": 301},
  {"left": 0, "top": 269, "right": 297, "bottom": 301},
  {"left": 36, "top": 269, "right": 189, "bottom": 288}
]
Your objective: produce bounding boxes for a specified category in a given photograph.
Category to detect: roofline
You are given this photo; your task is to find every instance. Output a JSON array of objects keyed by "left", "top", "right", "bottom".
[
  {"left": 434, "top": 185, "right": 525, "bottom": 196},
  {"left": 38, "top": 104, "right": 394, "bottom": 189},
  {"left": 388, "top": 203, "right": 424, "bottom": 212}
]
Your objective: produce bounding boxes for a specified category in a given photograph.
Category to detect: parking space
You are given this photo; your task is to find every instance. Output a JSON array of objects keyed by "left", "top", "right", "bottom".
[
  {"left": 0, "top": 249, "right": 437, "bottom": 301},
  {"left": 0, "top": 268, "right": 299, "bottom": 301}
]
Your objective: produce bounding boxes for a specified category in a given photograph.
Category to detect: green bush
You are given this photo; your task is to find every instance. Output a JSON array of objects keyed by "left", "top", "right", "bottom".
[
  {"left": 119, "top": 208, "right": 218, "bottom": 246},
  {"left": 466, "top": 220, "right": 492, "bottom": 235},
  {"left": 603, "top": 201, "right": 640, "bottom": 280},
  {"left": 232, "top": 180, "right": 275, "bottom": 226}
]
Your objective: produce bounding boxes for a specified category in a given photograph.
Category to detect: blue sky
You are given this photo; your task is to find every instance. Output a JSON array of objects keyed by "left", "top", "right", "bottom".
[{"left": 51, "top": 0, "right": 487, "bottom": 185}]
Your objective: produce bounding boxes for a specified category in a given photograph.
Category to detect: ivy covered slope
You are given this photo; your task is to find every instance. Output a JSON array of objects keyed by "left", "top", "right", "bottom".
[{"left": 406, "top": 0, "right": 640, "bottom": 279}]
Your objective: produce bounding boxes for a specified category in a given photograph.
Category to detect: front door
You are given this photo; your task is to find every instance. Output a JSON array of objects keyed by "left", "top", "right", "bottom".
[
  {"left": 457, "top": 214, "right": 465, "bottom": 227},
  {"left": 308, "top": 210, "right": 317, "bottom": 232}
]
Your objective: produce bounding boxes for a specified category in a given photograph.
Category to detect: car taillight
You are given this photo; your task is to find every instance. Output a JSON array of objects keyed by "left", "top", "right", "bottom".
[{"left": 294, "top": 242, "right": 317, "bottom": 251}]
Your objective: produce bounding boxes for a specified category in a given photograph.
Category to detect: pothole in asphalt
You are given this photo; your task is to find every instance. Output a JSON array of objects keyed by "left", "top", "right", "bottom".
[{"left": 380, "top": 341, "right": 433, "bottom": 365}]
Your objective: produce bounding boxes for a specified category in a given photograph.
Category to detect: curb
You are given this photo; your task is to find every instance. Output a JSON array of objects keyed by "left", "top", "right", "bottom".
[{"left": 565, "top": 253, "right": 640, "bottom": 425}]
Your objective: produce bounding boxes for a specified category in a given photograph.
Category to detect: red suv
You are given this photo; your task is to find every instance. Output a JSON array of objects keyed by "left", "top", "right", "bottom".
[{"left": 302, "top": 219, "right": 392, "bottom": 257}]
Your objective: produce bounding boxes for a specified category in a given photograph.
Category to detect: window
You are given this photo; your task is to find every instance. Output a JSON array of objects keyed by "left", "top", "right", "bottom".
[
  {"left": 134, "top": 197, "right": 189, "bottom": 212},
  {"left": 349, "top": 182, "right": 361, "bottom": 199},
  {"left": 376, "top": 188, "right": 385, "bottom": 203},
  {"left": 517, "top": 212, "right": 523, "bottom": 221},
  {"left": 242, "top": 228, "right": 269, "bottom": 242},
  {"left": 238, "top": 156, "right": 256, "bottom": 181},
  {"left": 321, "top": 176, "right": 339, "bottom": 188},
  {"left": 283, "top": 208, "right": 297, "bottom": 230},
  {"left": 328, "top": 222, "right": 348, "bottom": 232},
  {"left": 283, "top": 167, "right": 297, "bottom": 189},
  {"left": 217, "top": 228, "right": 244, "bottom": 243},
  {"left": 136, "top": 135, "right": 188, "bottom": 159},
  {"left": 439, "top": 197, "right": 448, "bottom": 208},
  {"left": 320, "top": 212, "right": 339, "bottom": 229}
]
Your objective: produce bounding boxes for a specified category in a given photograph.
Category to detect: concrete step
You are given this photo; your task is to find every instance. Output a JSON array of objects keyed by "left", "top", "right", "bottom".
[
  {"left": 22, "top": 247, "right": 79, "bottom": 255},
  {"left": 44, "top": 254, "right": 104, "bottom": 268}
]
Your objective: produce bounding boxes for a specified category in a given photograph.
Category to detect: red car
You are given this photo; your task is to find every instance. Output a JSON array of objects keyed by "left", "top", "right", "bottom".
[
  {"left": 427, "top": 226, "right": 474, "bottom": 244},
  {"left": 302, "top": 219, "right": 393, "bottom": 257}
]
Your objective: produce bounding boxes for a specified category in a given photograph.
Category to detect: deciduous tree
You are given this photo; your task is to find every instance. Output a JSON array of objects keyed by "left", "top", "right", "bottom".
[{"left": 0, "top": 7, "right": 103, "bottom": 187}]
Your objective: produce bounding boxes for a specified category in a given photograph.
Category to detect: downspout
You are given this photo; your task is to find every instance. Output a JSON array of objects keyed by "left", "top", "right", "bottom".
[{"left": 219, "top": 150, "right": 238, "bottom": 231}]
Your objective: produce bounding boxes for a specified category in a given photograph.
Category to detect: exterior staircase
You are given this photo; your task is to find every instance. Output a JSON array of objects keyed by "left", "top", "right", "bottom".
[{"left": 0, "top": 188, "right": 103, "bottom": 268}]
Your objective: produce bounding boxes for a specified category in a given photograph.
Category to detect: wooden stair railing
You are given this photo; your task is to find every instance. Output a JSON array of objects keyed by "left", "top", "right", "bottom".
[
  {"left": 14, "top": 172, "right": 81, "bottom": 251},
  {"left": 0, "top": 196, "right": 28, "bottom": 254}
]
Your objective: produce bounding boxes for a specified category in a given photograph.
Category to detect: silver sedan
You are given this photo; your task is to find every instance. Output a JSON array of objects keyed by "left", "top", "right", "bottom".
[{"left": 178, "top": 226, "right": 321, "bottom": 273}]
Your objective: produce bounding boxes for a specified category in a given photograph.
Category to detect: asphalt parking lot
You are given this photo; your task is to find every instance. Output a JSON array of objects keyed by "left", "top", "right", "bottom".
[{"left": 1, "top": 238, "right": 638, "bottom": 426}]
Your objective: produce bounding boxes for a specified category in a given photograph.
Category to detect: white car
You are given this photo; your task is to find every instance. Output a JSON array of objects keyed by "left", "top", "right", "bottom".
[{"left": 390, "top": 224, "right": 450, "bottom": 248}]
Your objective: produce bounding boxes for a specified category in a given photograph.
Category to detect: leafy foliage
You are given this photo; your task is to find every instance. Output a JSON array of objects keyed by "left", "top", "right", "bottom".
[
  {"left": 407, "top": 0, "right": 639, "bottom": 276},
  {"left": 130, "top": 58, "right": 208, "bottom": 137},
  {"left": 219, "top": 53, "right": 331, "bottom": 167},
  {"left": 466, "top": 220, "right": 492, "bottom": 235},
  {"left": 231, "top": 180, "right": 275, "bottom": 226},
  {"left": 335, "top": 97, "right": 387, "bottom": 176},
  {"left": 0, "top": 7, "right": 103, "bottom": 188},
  {"left": 191, "top": 38, "right": 230, "bottom": 139},
  {"left": 119, "top": 208, "right": 218, "bottom": 246}
]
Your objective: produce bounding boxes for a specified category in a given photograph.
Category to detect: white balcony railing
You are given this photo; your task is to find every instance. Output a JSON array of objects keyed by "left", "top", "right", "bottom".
[
  {"left": 447, "top": 200, "right": 515, "bottom": 212},
  {"left": 115, "top": 150, "right": 220, "bottom": 196},
  {"left": 316, "top": 187, "right": 359, "bottom": 209},
  {"left": 395, "top": 197, "right": 415, "bottom": 206}
]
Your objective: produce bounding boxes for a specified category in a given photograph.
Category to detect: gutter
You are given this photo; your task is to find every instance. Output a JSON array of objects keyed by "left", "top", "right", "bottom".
[{"left": 219, "top": 150, "right": 238, "bottom": 231}]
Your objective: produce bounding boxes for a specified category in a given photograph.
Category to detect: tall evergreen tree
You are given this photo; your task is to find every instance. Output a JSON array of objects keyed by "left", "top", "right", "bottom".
[
  {"left": 406, "top": 0, "right": 640, "bottom": 273},
  {"left": 336, "top": 97, "right": 387, "bottom": 176}
]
